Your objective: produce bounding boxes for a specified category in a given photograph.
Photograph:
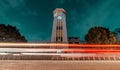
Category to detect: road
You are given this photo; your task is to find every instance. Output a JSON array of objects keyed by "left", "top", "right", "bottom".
[{"left": 0, "top": 60, "right": 120, "bottom": 70}]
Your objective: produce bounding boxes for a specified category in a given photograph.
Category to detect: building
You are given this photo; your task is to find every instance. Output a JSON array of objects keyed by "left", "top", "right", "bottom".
[
  {"left": 51, "top": 8, "right": 68, "bottom": 43},
  {"left": 68, "top": 37, "right": 80, "bottom": 44},
  {"left": 51, "top": 8, "right": 81, "bottom": 45}
]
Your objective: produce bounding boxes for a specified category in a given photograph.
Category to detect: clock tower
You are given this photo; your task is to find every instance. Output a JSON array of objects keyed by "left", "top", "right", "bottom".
[{"left": 51, "top": 8, "right": 68, "bottom": 44}]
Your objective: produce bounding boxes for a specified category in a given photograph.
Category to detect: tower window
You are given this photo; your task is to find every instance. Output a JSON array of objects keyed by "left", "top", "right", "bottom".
[
  {"left": 61, "top": 37, "right": 63, "bottom": 41},
  {"left": 61, "top": 27, "right": 63, "bottom": 30},
  {"left": 56, "top": 37, "right": 58, "bottom": 41},
  {"left": 57, "top": 26, "right": 59, "bottom": 30},
  {"left": 58, "top": 37, "right": 60, "bottom": 39},
  {"left": 57, "top": 26, "right": 62, "bottom": 30},
  {"left": 59, "top": 26, "right": 61, "bottom": 30}
]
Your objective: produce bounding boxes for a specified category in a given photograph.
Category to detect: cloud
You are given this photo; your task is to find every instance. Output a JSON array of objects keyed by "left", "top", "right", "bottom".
[
  {"left": 5, "top": 0, "right": 25, "bottom": 8},
  {"left": 0, "top": 0, "right": 26, "bottom": 20},
  {"left": 20, "top": 10, "right": 39, "bottom": 16},
  {"left": 27, "top": 34, "right": 50, "bottom": 42},
  {"left": 55, "top": 0, "right": 65, "bottom": 6},
  {"left": 65, "top": 0, "right": 119, "bottom": 40},
  {"left": 81, "top": 0, "right": 115, "bottom": 26},
  {"left": 0, "top": 0, "right": 28, "bottom": 37},
  {"left": 0, "top": 0, "right": 39, "bottom": 17}
]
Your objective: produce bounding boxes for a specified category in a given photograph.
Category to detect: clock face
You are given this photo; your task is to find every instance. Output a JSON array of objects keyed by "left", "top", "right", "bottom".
[{"left": 57, "top": 16, "right": 62, "bottom": 20}]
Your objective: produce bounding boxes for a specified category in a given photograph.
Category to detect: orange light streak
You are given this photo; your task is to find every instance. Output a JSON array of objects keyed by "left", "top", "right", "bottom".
[
  {"left": 0, "top": 43, "right": 120, "bottom": 53},
  {"left": 0, "top": 43, "right": 119, "bottom": 48}
]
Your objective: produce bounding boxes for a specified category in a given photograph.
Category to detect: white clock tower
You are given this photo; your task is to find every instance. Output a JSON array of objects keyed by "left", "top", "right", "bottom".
[{"left": 51, "top": 8, "right": 68, "bottom": 44}]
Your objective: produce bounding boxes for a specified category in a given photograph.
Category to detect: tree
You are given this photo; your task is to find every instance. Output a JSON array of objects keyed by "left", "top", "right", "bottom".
[
  {"left": 0, "top": 24, "right": 27, "bottom": 42},
  {"left": 113, "top": 28, "right": 120, "bottom": 41},
  {"left": 85, "top": 26, "right": 118, "bottom": 44}
]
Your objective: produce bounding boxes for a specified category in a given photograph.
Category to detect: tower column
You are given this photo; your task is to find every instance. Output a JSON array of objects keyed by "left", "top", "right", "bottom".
[{"left": 51, "top": 8, "right": 68, "bottom": 48}]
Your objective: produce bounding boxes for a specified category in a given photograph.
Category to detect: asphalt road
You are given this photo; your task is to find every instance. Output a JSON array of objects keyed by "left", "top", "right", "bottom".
[{"left": 0, "top": 60, "right": 120, "bottom": 70}]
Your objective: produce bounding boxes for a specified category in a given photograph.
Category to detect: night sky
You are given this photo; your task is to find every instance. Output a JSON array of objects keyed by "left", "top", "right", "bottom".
[{"left": 0, "top": 0, "right": 120, "bottom": 42}]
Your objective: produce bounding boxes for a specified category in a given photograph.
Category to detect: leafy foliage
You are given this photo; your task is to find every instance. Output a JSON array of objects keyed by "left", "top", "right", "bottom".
[
  {"left": 85, "top": 26, "right": 118, "bottom": 44},
  {"left": 0, "top": 24, "right": 27, "bottom": 42}
]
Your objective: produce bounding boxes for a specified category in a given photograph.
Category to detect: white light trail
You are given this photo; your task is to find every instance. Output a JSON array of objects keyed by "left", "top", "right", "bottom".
[{"left": 21, "top": 53, "right": 96, "bottom": 57}]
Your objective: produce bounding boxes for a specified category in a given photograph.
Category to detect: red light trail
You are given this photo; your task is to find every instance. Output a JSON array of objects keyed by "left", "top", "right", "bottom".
[
  {"left": 0, "top": 43, "right": 119, "bottom": 58},
  {"left": 0, "top": 43, "right": 119, "bottom": 53}
]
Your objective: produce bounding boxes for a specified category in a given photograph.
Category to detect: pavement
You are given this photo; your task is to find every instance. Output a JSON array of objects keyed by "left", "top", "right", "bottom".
[{"left": 0, "top": 60, "right": 120, "bottom": 70}]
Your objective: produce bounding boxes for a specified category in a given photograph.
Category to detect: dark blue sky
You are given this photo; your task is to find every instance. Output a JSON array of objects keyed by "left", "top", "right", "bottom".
[{"left": 0, "top": 0, "right": 120, "bottom": 42}]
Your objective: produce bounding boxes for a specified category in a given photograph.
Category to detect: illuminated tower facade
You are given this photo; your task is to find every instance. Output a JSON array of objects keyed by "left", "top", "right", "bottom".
[{"left": 51, "top": 8, "right": 68, "bottom": 44}]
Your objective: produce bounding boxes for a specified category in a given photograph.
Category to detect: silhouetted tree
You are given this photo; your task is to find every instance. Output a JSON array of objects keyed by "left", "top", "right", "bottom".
[
  {"left": 85, "top": 26, "right": 118, "bottom": 44},
  {"left": 0, "top": 24, "right": 27, "bottom": 42},
  {"left": 113, "top": 28, "right": 120, "bottom": 41}
]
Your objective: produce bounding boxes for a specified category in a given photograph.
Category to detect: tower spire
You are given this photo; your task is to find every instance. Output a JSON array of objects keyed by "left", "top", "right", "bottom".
[{"left": 51, "top": 8, "right": 68, "bottom": 45}]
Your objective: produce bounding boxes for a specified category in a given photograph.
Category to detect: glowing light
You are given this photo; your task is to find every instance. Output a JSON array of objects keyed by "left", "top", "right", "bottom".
[
  {"left": 57, "top": 16, "right": 62, "bottom": 19},
  {"left": 0, "top": 53, "right": 9, "bottom": 55},
  {"left": 13, "top": 54, "right": 21, "bottom": 56},
  {"left": 0, "top": 43, "right": 119, "bottom": 48},
  {"left": 21, "top": 53, "right": 96, "bottom": 57},
  {"left": 0, "top": 48, "right": 119, "bottom": 53}
]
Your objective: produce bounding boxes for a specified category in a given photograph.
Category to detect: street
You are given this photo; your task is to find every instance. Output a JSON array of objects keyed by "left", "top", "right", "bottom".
[{"left": 0, "top": 60, "right": 120, "bottom": 70}]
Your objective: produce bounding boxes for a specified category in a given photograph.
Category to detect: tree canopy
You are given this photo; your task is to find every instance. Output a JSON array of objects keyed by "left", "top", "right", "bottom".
[
  {"left": 0, "top": 24, "right": 27, "bottom": 42},
  {"left": 85, "top": 26, "right": 118, "bottom": 44}
]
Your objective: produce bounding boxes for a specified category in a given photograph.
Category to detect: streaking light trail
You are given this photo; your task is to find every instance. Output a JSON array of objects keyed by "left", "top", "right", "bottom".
[
  {"left": 0, "top": 43, "right": 119, "bottom": 48},
  {"left": 0, "top": 43, "right": 119, "bottom": 58},
  {"left": 0, "top": 48, "right": 120, "bottom": 53},
  {"left": 0, "top": 43, "right": 119, "bottom": 53}
]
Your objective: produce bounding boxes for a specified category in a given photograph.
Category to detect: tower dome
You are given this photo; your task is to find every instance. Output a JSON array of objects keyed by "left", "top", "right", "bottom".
[{"left": 53, "top": 8, "right": 66, "bottom": 14}]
